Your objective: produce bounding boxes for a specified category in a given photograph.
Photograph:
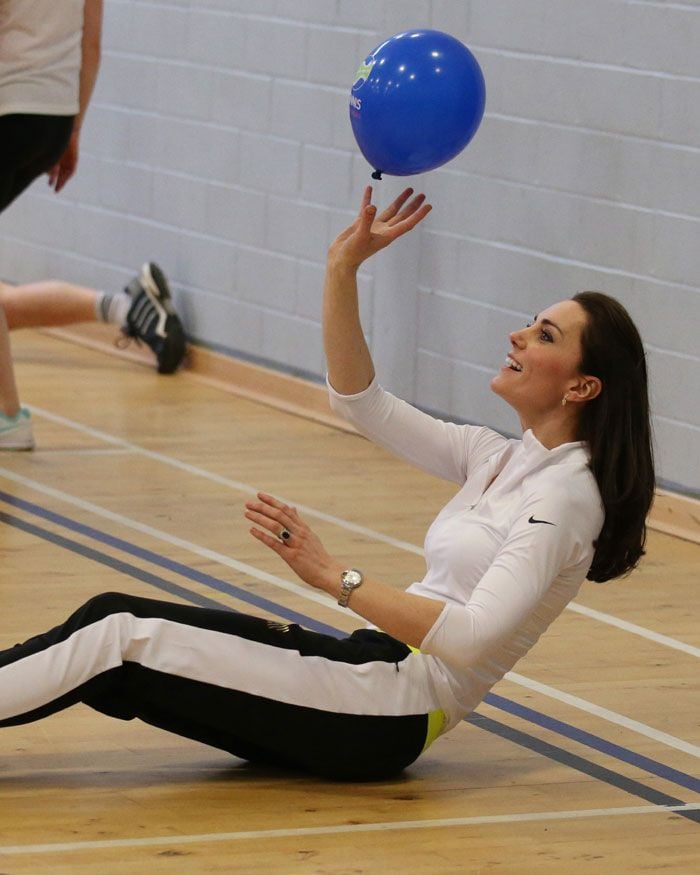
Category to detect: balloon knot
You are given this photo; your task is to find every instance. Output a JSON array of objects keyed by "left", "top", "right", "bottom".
[{"left": 371, "top": 169, "right": 383, "bottom": 180}]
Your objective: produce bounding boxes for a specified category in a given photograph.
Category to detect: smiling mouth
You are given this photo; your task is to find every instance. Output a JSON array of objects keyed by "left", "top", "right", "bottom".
[{"left": 504, "top": 355, "right": 522, "bottom": 372}]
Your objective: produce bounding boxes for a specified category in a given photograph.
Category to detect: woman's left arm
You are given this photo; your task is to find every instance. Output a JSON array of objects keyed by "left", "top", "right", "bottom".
[
  {"left": 245, "top": 492, "right": 444, "bottom": 646},
  {"left": 48, "top": 0, "right": 103, "bottom": 192}
]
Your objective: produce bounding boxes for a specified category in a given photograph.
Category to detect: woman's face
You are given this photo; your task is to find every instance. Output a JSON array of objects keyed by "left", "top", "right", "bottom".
[{"left": 491, "top": 300, "right": 590, "bottom": 422}]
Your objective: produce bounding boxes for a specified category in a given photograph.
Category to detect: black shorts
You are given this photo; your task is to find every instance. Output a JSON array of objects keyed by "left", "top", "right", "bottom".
[{"left": 0, "top": 113, "right": 74, "bottom": 213}]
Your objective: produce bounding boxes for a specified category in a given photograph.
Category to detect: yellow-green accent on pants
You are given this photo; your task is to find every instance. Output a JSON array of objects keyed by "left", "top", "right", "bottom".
[{"left": 407, "top": 643, "right": 447, "bottom": 752}]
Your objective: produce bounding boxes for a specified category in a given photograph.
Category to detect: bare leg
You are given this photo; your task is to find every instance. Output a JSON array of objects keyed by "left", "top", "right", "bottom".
[
  {"left": 0, "top": 308, "right": 21, "bottom": 416},
  {"left": 0, "top": 280, "right": 99, "bottom": 329},
  {"left": 0, "top": 262, "right": 186, "bottom": 377}
]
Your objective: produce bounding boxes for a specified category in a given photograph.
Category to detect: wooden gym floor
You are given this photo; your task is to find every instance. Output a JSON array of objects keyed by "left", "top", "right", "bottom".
[{"left": 0, "top": 328, "right": 698, "bottom": 873}]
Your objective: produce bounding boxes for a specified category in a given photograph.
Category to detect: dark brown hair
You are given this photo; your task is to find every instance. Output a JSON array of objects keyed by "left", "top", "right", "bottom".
[{"left": 573, "top": 291, "right": 655, "bottom": 582}]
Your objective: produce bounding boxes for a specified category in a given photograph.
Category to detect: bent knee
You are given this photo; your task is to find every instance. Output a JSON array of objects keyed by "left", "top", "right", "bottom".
[{"left": 80, "top": 591, "right": 139, "bottom": 621}]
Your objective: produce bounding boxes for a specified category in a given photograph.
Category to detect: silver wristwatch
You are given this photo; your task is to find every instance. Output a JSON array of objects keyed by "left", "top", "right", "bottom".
[{"left": 338, "top": 568, "right": 364, "bottom": 607}]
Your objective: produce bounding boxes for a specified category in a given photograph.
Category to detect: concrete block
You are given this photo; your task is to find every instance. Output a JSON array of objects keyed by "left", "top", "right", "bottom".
[
  {"left": 83, "top": 106, "right": 132, "bottom": 163},
  {"left": 0, "top": 237, "right": 50, "bottom": 284},
  {"left": 237, "top": 246, "right": 297, "bottom": 310},
  {"left": 99, "top": 160, "right": 153, "bottom": 216},
  {"left": 301, "top": 146, "right": 353, "bottom": 206},
  {"left": 64, "top": 154, "right": 103, "bottom": 208},
  {"left": 660, "top": 77, "right": 700, "bottom": 149},
  {"left": 271, "top": 80, "right": 337, "bottom": 145},
  {"left": 153, "top": 172, "right": 208, "bottom": 234},
  {"left": 415, "top": 349, "right": 454, "bottom": 416},
  {"left": 123, "top": 220, "right": 182, "bottom": 276},
  {"left": 652, "top": 416, "right": 700, "bottom": 492},
  {"left": 275, "top": 0, "right": 341, "bottom": 25},
  {"left": 151, "top": 119, "right": 240, "bottom": 185},
  {"left": 305, "top": 26, "right": 369, "bottom": 88},
  {"left": 261, "top": 311, "right": 324, "bottom": 376},
  {"left": 417, "top": 290, "right": 517, "bottom": 372},
  {"left": 174, "top": 234, "right": 237, "bottom": 298},
  {"left": 381, "top": 2, "right": 432, "bottom": 35},
  {"left": 102, "top": 0, "right": 132, "bottom": 51},
  {"left": 641, "top": 213, "right": 700, "bottom": 289},
  {"left": 628, "top": 278, "right": 700, "bottom": 359},
  {"left": 451, "top": 359, "right": 521, "bottom": 435},
  {"left": 333, "top": 1, "right": 383, "bottom": 29},
  {"left": 240, "top": 133, "right": 300, "bottom": 195},
  {"left": 295, "top": 259, "right": 325, "bottom": 320},
  {"left": 485, "top": 54, "right": 664, "bottom": 141},
  {"left": 98, "top": 55, "right": 160, "bottom": 111},
  {"left": 205, "top": 184, "right": 267, "bottom": 249},
  {"left": 621, "top": 3, "right": 700, "bottom": 78},
  {"left": 243, "top": 18, "right": 307, "bottom": 78},
  {"left": 209, "top": 71, "right": 272, "bottom": 133},
  {"left": 266, "top": 196, "right": 330, "bottom": 260},
  {"left": 186, "top": 10, "right": 247, "bottom": 69},
  {"left": 125, "top": 3, "right": 189, "bottom": 60},
  {"left": 156, "top": 63, "right": 213, "bottom": 122},
  {"left": 430, "top": 0, "right": 472, "bottom": 42},
  {"left": 418, "top": 230, "right": 461, "bottom": 295},
  {"left": 647, "top": 347, "right": 696, "bottom": 427},
  {"left": 188, "top": 292, "right": 264, "bottom": 357}
]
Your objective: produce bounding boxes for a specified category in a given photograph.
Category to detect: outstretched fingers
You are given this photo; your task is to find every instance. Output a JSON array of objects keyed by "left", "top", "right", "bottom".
[
  {"left": 244, "top": 492, "right": 298, "bottom": 544},
  {"left": 376, "top": 187, "right": 415, "bottom": 223},
  {"left": 383, "top": 199, "right": 432, "bottom": 241},
  {"left": 391, "top": 192, "right": 427, "bottom": 224}
]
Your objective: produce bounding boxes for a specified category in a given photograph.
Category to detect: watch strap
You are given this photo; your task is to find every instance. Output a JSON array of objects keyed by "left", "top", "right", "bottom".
[{"left": 338, "top": 569, "right": 363, "bottom": 607}]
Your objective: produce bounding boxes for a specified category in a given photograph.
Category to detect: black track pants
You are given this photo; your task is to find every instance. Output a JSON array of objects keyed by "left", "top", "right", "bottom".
[{"left": 0, "top": 592, "right": 447, "bottom": 780}]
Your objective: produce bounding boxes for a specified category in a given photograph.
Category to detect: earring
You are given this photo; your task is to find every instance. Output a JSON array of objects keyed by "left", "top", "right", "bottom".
[{"left": 561, "top": 394, "right": 568, "bottom": 407}]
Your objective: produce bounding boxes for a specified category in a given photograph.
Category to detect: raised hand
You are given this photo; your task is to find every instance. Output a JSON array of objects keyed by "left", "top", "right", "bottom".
[{"left": 328, "top": 186, "right": 432, "bottom": 271}]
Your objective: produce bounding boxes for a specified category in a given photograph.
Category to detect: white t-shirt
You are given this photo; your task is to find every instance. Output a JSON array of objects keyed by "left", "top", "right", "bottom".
[
  {"left": 328, "top": 377, "right": 604, "bottom": 728},
  {"left": 0, "top": 0, "right": 84, "bottom": 117}
]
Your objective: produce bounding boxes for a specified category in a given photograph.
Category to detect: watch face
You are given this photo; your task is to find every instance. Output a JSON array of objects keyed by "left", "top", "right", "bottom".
[{"left": 343, "top": 569, "right": 363, "bottom": 587}]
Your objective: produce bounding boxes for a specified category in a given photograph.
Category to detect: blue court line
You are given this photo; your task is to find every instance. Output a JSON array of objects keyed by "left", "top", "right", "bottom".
[
  {"left": 485, "top": 693, "right": 699, "bottom": 794},
  {"left": 0, "top": 511, "right": 228, "bottom": 613},
  {"left": 468, "top": 714, "right": 700, "bottom": 824},
  {"left": 0, "top": 490, "right": 339, "bottom": 637},
  {"left": 0, "top": 488, "right": 698, "bottom": 802}
]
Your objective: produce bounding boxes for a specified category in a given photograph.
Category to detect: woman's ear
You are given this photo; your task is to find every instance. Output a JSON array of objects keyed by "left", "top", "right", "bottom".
[{"left": 569, "top": 375, "right": 602, "bottom": 403}]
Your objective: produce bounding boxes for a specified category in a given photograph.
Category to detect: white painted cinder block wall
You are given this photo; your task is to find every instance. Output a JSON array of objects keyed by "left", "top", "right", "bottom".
[{"left": 1, "top": 0, "right": 698, "bottom": 492}]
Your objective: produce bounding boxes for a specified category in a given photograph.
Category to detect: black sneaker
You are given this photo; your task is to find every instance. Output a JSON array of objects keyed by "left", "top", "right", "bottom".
[{"left": 122, "top": 263, "right": 186, "bottom": 374}]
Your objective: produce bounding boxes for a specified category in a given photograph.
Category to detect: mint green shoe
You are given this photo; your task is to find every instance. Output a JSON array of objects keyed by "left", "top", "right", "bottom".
[{"left": 0, "top": 408, "right": 35, "bottom": 450}]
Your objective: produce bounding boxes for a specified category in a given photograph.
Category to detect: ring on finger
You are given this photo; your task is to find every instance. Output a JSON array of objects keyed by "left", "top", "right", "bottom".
[{"left": 278, "top": 527, "right": 292, "bottom": 543}]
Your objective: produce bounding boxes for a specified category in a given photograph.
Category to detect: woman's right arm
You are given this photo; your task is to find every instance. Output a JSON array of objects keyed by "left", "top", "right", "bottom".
[
  {"left": 323, "top": 187, "right": 506, "bottom": 483},
  {"left": 323, "top": 186, "right": 431, "bottom": 395}
]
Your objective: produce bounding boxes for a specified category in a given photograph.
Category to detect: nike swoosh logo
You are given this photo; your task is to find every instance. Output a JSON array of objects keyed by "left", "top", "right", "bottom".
[{"left": 528, "top": 515, "right": 556, "bottom": 526}]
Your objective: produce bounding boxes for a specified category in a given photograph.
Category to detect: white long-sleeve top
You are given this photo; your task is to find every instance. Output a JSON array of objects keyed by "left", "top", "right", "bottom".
[{"left": 328, "top": 377, "right": 604, "bottom": 728}]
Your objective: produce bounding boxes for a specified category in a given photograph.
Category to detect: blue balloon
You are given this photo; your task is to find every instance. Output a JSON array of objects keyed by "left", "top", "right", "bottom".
[{"left": 349, "top": 30, "right": 486, "bottom": 178}]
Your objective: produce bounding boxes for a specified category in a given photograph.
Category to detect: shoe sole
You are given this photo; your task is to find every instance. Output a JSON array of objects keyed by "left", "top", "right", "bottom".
[
  {"left": 0, "top": 432, "right": 35, "bottom": 450},
  {"left": 0, "top": 413, "right": 35, "bottom": 450},
  {"left": 157, "top": 315, "right": 186, "bottom": 374},
  {"left": 139, "top": 263, "right": 172, "bottom": 340},
  {"left": 140, "top": 262, "right": 186, "bottom": 374}
]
